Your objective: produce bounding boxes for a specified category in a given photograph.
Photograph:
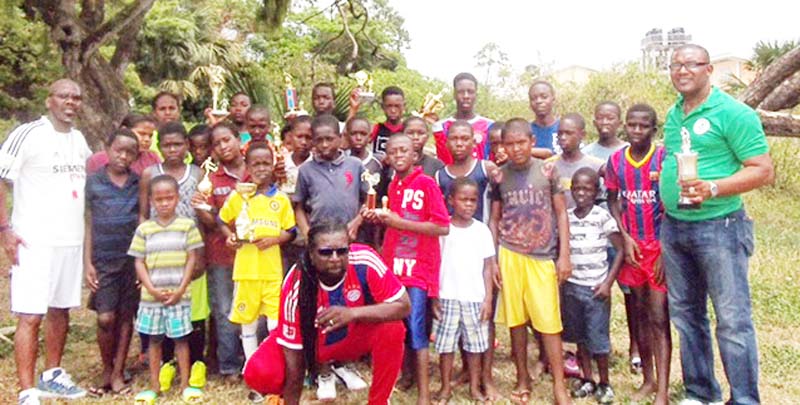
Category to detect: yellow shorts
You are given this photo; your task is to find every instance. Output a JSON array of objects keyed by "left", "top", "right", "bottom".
[
  {"left": 229, "top": 280, "right": 280, "bottom": 325},
  {"left": 495, "top": 246, "right": 562, "bottom": 334}
]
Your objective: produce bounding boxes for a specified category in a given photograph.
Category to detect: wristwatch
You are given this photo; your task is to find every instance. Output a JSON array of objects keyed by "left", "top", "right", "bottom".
[{"left": 708, "top": 181, "right": 719, "bottom": 198}]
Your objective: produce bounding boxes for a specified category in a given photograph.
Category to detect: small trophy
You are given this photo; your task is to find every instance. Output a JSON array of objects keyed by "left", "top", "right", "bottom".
[
  {"left": 412, "top": 91, "right": 445, "bottom": 118},
  {"left": 381, "top": 196, "right": 389, "bottom": 213},
  {"left": 676, "top": 127, "right": 700, "bottom": 210},
  {"left": 352, "top": 70, "right": 375, "bottom": 104},
  {"left": 208, "top": 64, "right": 228, "bottom": 117},
  {"left": 283, "top": 73, "right": 299, "bottom": 112},
  {"left": 234, "top": 182, "right": 258, "bottom": 242},
  {"left": 270, "top": 134, "right": 287, "bottom": 185},
  {"left": 361, "top": 171, "right": 381, "bottom": 209},
  {"left": 195, "top": 157, "right": 219, "bottom": 211}
]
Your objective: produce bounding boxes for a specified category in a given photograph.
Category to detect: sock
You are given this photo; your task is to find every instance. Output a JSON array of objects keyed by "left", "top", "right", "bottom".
[{"left": 242, "top": 321, "right": 259, "bottom": 361}]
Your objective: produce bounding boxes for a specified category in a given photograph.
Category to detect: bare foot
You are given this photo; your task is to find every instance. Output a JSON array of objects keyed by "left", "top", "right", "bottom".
[
  {"left": 469, "top": 385, "right": 486, "bottom": 402},
  {"left": 631, "top": 381, "right": 657, "bottom": 401},
  {"left": 110, "top": 376, "right": 127, "bottom": 394},
  {"left": 654, "top": 391, "right": 669, "bottom": 405},
  {"left": 553, "top": 386, "right": 573, "bottom": 405},
  {"left": 396, "top": 374, "right": 415, "bottom": 391},
  {"left": 531, "top": 361, "right": 547, "bottom": 381},
  {"left": 433, "top": 387, "right": 452, "bottom": 404}
]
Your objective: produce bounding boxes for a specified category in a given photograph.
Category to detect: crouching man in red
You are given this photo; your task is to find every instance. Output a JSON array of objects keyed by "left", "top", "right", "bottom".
[{"left": 243, "top": 220, "right": 410, "bottom": 404}]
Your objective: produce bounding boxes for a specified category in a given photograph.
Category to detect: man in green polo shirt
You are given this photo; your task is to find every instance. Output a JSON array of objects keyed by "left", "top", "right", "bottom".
[{"left": 660, "top": 44, "right": 774, "bottom": 405}]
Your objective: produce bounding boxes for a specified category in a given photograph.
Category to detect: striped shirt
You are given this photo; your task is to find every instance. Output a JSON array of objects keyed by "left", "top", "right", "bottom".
[
  {"left": 128, "top": 217, "right": 204, "bottom": 305},
  {"left": 567, "top": 205, "right": 619, "bottom": 287},
  {"left": 86, "top": 168, "right": 139, "bottom": 263},
  {"left": 605, "top": 145, "right": 665, "bottom": 242}
]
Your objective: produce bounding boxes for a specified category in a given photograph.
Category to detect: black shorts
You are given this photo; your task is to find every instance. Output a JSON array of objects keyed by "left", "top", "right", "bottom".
[{"left": 89, "top": 258, "right": 140, "bottom": 314}]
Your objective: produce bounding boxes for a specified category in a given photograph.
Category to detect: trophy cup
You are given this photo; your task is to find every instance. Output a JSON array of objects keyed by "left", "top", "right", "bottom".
[
  {"left": 676, "top": 127, "right": 700, "bottom": 210},
  {"left": 208, "top": 64, "right": 228, "bottom": 117},
  {"left": 234, "top": 182, "right": 258, "bottom": 242},
  {"left": 270, "top": 134, "right": 287, "bottom": 185},
  {"left": 195, "top": 157, "right": 219, "bottom": 211},
  {"left": 361, "top": 171, "right": 381, "bottom": 209},
  {"left": 352, "top": 70, "right": 375, "bottom": 104},
  {"left": 412, "top": 91, "right": 445, "bottom": 118}
]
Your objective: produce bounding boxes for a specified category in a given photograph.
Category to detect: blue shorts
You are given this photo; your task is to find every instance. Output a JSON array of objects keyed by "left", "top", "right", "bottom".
[
  {"left": 560, "top": 282, "right": 611, "bottom": 355},
  {"left": 404, "top": 287, "right": 429, "bottom": 350},
  {"left": 136, "top": 303, "right": 193, "bottom": 339}
]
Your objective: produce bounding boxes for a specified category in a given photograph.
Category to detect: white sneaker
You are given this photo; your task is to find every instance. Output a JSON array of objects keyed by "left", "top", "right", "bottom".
[
  {"left": 37, "top": 368, "right": 86, "bottom": 399},
  {"left": 18, "top": 389, "right": 41, "bottom": 405},
  {"left": 316, "top": 373, "right": 337, "bottom": 402},
  {"left": 332, "top": 365, "right": 368, "bottom": 390}
]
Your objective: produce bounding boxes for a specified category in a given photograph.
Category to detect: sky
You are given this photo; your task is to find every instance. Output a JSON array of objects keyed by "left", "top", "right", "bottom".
[{"left": 390, "top": 0, "right": 799, "bottom": 82}]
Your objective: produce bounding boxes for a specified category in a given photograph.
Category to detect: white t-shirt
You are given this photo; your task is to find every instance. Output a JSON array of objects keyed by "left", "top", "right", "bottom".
[
  {"left": 0, "top": 116, "right": 91, "bottom": 246},
  {"left": 439, "top": 220, "right": 495, "bottom": 302},
  {"left": 567, "top": 205, "right": 619, "bottom": 287}
]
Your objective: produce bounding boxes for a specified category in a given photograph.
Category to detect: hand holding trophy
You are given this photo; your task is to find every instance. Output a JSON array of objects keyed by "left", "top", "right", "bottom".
[
  {"left": 676, "top": 127, "right": 700, "bottom": 210},
  {"left": 412, "top": 91, "right": 445, "bottom": 125},
  {"left": 352, "top": 70, "right": 375, "bottom": 104},
  {"left": 234, "top": 182, "right": 258, "bottom": 242},
  {"left": 194, "top": 157, "right": 219, "bottom": 211}
]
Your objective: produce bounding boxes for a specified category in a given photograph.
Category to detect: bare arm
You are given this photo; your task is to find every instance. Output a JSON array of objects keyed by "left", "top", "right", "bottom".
[
  {"left": 0, "top": 180, "right": 25, "bottom": 268},
  {"left": 608, "top": 189, "right": 640, "bottom": 267},
  {"left": 83, "top": 209, "right": 98, "bottom": 292},
  {"left": 380, "top": 211, "right": 448, "bottom": 236},
  {"left": 552, "top": 192, "right": 572, "bottom": 284},
  {"left": 294, "top": 203, "right": 310, "bottom": 240},
  {"left": 531, "top": 147, "right": 554, "bottom": 160},
  {"left": 282, "top": 348, "right": 305, "bottom": 405},
  {"left": 316, "top": 291, "right": 411, "bottom": 334},
  {"left": 682, "top": 153, "right": 775, "bottom": 203},
  {"left": 138, "top": 167, "right": 152, "bottom": 223}
]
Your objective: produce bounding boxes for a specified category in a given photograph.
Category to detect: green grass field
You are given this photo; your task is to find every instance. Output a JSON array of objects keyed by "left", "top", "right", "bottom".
[{"left": 1, "top": 139, "right": 799, "bottom": 404}]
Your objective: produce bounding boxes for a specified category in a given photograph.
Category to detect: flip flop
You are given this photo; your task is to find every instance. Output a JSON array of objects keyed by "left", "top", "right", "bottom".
[
  {"left": 88, "top": 385, "right": 111, "bottom": 398},
  {"left": 510, "top": 389, "right": 531, "bottom": 404},
  {"left": 182, "top": 386, "right": 204, "bottom": 403},
  {"left": 112, "top": 384, "right": 133, "bottom": 395}
]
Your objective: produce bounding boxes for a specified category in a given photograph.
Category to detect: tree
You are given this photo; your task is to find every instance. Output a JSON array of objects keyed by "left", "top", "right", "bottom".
[{"left": 739, "top": 44, "right": 800, "bottom": 137}]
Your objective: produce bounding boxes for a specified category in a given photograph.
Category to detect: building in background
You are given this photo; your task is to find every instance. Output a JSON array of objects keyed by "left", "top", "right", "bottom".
[{"left": 641, "top": 28, "right": 692, "bottom": 71}]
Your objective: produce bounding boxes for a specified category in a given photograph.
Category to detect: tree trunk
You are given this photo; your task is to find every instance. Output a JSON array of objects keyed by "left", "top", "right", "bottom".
[
  {"left": 758, "top": 110, "right": 800, "bottom": 137},
  {"left": 74, "top": 55, "right": 132, "bottom": 150},
  {"left": 740, "top": 46, "right": 800, "bottom": 109},
  {"left": 759, "top": 70, "right": 800, "bottom": 112}
]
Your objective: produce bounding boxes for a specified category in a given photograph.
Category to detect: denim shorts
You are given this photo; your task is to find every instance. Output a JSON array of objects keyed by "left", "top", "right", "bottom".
[
  {"left": 404, "top": 287, "right": 429, "bottom": 350},
  {"left": 560, "top": 282, "right": 611, "bottom": 355}
]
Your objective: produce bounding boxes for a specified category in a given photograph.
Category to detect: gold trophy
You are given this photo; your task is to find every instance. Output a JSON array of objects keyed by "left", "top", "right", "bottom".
[
  {"left": 412, "top": 91, "right": 445, "bottom": 118},
  {"left": 362, "top": 171, "right": 381, "bottom": 209},
  {"left": 208, "top": 64, "right": 228, "bottom": 117},
  {"left": 234, "top": 182, "right": 258, "bottom": 242},
  {"left": 676, "top": 127, "right": 700, "bottom": 210},
  {"left": 195, "top": 157, "right": 219, "bottom": 211},
  {"left": 352, "top": 70, "right": 375, "bottom": 104}
]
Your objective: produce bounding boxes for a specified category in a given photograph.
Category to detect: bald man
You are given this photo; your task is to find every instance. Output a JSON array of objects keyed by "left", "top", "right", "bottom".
[
  {"left": 0, "top": 79, "right": 91, "bottom": 404},
  {"left": 661, "top": 45, "right": 774, "bottom": 405}
]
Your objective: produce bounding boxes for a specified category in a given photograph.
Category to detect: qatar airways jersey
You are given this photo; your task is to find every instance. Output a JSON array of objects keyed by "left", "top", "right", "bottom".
[
  {"left": 432, "top": 115, "right": 494, "bottom": 164},
  {"left": 605, "top": 145, "right": 665, "bottom": 242},
  {"left": 382, "top": 167, "right": 450, "bottom": 297},
  {"left": 275, "top": 244, "right": 405, "bottom": 350}
]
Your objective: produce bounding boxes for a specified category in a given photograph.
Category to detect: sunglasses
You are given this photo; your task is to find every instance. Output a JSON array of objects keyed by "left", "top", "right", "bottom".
[{"left": 316, "top": 247, "right": 349, "bottom": 257}]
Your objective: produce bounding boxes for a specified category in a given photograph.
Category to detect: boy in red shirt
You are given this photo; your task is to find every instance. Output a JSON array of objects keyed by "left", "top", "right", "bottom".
[{"left": 364, "top": 133, "right": 449, "bottom": 405}]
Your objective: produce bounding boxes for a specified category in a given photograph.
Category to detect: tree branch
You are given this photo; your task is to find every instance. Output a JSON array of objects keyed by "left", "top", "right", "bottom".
[
  {"left": 759, "top": 109, "right": 800, "bottom": 137},
  {"left": 759, "top": 70, "right": 800, "bottom": 112},
  {"left": 335, "top": 0, "right": 358, "bottom": 72},
  {"left": 80, "top": 0, "right": 155, "bottom": 62}
]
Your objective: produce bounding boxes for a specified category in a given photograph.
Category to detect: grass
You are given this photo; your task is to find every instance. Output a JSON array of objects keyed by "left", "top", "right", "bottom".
[{"left": 2, "top": 139, "right": 800, "bottom": 404}]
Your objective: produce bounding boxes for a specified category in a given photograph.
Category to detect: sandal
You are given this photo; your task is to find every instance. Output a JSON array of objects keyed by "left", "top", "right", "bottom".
[
  {"left": 182, "top": 386, "right": 204, "bottom": 403},
  {"left": 134, "top": 390, "right": 158, "bottom": 405},
  {"left": 88, "top": 385, "right": 111, "bottom": 398},
  {"left": 510, "top": 389, "right": 531, "bottom": 404},
  {"left": 112, "top": 384, "right": 133, "bottom": 395}
]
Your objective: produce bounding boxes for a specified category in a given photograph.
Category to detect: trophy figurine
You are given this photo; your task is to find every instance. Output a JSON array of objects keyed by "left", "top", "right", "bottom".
[
  {"left": 361, "top": 171, "right": 381, "bottom": 209},
  {"left": 195, "top": 157, "right": 219, "bottom": 211},
  {"left": 381, "top": 196, "right": 389, "bottom": 213},
  {"left": 676, "top": 127, "right": 700, "bottom": 210},
  {"left": 352, "top": 70, "right": 375, "bottom": 104},
  {"left": 234, "top": 182, "right": 258, "bottom": 242},
  {"left": 412, "top": 91, "right": 445, "bottom": 119},
  {"left": 208, "top": 64, "right": 228, "bottom": 117},
  {"left": 283, "top": 73, "right": 299, "bottom": 112}
]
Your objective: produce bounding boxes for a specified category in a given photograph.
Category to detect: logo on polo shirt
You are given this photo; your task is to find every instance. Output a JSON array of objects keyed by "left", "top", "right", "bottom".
[
  {"left": 693, "top": 118, "right": 711, "bottom": 135},
  {"left": 283, "top": 325, "right": 296, "bottom": 340},
  {"left": 270, "top": 200, "right": 280, "bottom": 211},
  {"left": 346, "top": 289, "right": 361, "bottom": 302},
  {"left": 344, "top": 171, "right": 354, "bottom": 186}
]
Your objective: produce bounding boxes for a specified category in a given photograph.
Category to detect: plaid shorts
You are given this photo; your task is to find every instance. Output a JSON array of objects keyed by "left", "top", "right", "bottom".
[
  {"left": 434, "top": 299, "right": 489, "bottom": 354},
  {"left": 135, "top": 303, "right": 193, "bottom": 339}
]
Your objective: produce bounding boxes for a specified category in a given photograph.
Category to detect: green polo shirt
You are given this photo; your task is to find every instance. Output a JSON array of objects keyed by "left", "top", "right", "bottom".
[{"left": 661, "top": 87, "right": 769, "bottom": 221}]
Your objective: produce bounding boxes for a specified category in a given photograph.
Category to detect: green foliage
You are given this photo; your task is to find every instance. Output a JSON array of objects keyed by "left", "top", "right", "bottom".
[
  {"left": 0, "top": 4, "right": 62, "bottom": 122},
  {"left": 747, "top": 39, "right": 800, "bottom": 73}
]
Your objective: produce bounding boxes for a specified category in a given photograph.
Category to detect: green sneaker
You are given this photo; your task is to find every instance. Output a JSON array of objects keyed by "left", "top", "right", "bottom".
[
  {"left": 189, "top": 361, "right": 207, "bottom": 388},
  {"left": 159, "top": 361, "right": 176, "bottom": 392},
  {"left": 182, "top": 386, "right": 203, "bottom": 403}
]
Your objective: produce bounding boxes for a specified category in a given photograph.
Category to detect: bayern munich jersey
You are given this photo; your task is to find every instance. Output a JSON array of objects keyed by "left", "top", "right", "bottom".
[
  {"left": 432, "top": 115, "right": 494, "bottom": 164},
  {"left": 605, "top": 144, "right": 665, "bottom": 242},
  {"left": 275, "top": 244, "right": 405, "bottom": 350}
]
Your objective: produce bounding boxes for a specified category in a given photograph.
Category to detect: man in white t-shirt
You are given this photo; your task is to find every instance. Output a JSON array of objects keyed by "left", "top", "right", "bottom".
[{"left": 0, "top": 79, "right": 92, "bottom": 405}]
